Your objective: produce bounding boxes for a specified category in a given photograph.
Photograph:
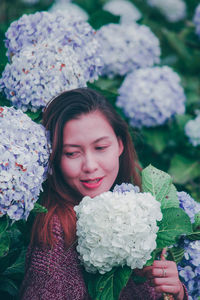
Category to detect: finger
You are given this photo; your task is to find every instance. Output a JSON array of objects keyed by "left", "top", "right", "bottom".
[
  {"left": 161, "top": 248, "right": 167, "bottom": 261},
  {"left": 150, "top": 277, "right": 179, "bottom": 287},
  {"left": 154, "top": 284, "right": 181, "bottom": 295}
]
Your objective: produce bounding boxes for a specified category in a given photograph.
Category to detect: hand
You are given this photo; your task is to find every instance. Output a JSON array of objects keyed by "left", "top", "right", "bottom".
[{"left": 134, "top": 260, "right": 184, "bottom": 300}]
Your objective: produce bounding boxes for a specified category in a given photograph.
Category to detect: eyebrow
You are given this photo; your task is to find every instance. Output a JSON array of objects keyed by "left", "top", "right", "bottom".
[{"left": 63, "top": 136, "right": 110, "bottom": 148}]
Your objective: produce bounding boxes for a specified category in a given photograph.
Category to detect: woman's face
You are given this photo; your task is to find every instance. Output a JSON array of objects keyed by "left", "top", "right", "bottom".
[{"left": 60, "top": 110, "right": 124, "bottom": 198}]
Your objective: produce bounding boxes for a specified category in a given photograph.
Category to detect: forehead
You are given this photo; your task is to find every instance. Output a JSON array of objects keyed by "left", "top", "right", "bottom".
[{"left": 63, "top": 111, "right": 115, "bottom": 142}]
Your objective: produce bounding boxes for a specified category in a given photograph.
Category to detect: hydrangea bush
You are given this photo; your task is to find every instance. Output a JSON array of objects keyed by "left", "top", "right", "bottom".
[
  {"left": 193, "top": 4, "right": 200, "bottom": 38},
  {"left": 75, "top": 188, "right": 162, "bottom": 274},
  {"left": 146, "top": 0, "right": 186, "bottom": 22},
  {"left": 0, "top": 106, "right": 50, "bottom": 221},
  {"left": 116, "top": 66, "right": 186, "bottom": 128},
  {"left": 103, "top": 0, "right": 141, "bottom": 24},
  {"left": 177, "top": 191, "right": 200, "bottom": 299},
  {"left": 4, "top": 11, "right": 102, "bottom": 83},
  {"left": 185, "top": 114, "right": 200, "bottom": 147},
  {"left": 0, "top": 41, "right": 87, "bottom": 112},
  {"left": 96, "top": 23, "right": 160, "bottom": 77}
]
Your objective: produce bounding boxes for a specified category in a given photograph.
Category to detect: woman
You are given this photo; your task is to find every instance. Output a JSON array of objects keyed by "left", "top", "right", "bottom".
[{"left": 20, "top": 88, "right": 187, "bottom": 299}]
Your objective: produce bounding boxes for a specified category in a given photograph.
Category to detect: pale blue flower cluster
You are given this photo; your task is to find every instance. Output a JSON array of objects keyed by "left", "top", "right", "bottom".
[
  {"left": 0, "top": 106, "right": 50, "bottom": 221},
  {"left": 177, "top": 191, "right": 200, "bottom": 299},
  {"left": 103, "top": 0, "right": 142, "bottom": 24},
  {"left": 147, "top": 0, "right": 186, "bottom": 22},
  {"left": 49, "top": 0, "right": 89, "bottom": 22},
  {"left": 96, "top": 23, "right": 160, "bottom": 77},
  {"left": 113, "top": 183, "right": 140, "bottom": 194},
  {"left": 178, "top": 191, "right": 200, "bottom": 223},
  {"left": 0, "top": 41, "right": 87, "bottom": 112},
  {"left": 117, "top": 66, "right": 186, "bottom": 128},
  {"left": 2, "top": 11, "right": 102, "bottom": 111},
  {"left": 178, "top": 240, "right": 200, "bottom": 300},
  {"left": 185, "top": 114, "right": 200, "bottom": 146},
  {"left": 193, "top": 4, "right": 200, "bottom": 38}
]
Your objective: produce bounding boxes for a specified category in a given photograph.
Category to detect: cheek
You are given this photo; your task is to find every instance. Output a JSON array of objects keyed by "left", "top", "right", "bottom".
[
  {"left": 101, "top": 149, "right": 120, "bottom": 172},
  {"left": 60, "top": 158, "right": 81, "bottom": 179}
]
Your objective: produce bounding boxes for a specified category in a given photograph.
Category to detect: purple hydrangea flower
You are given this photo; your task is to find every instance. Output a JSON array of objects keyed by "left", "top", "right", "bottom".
[
  {"left": 0, "top": 106, "right": 50, "bottom": 221},
  {"left": 96, "top": 23, "right": 160, "bottom": 77},
  {"left": 103, "top": 0, "right": 142, "bottom": 24},
  {"left": 147, "top": 0, "right": 186, "bottom": 22},
  {"left": 117, "top": 66, "right": 186, "bottom": 128},
  {"left": 4, "top": 11, "right": 102, "bottom": 83},
  {"left": 193, "top": 4, "right": 200, "bottom": 38},
  {"left": 0, "top": 41, "right": 88, "bottom": 112},
  {"left": 178, "top": 240, "right": 200, "bottom": 299},
  {"left": 178, "top": 191, "right": 200, "bottom": 223},
  {"left": 185, "top": 114, "right": 200, "bottom": 146},
  {"left": 113, "top": 183, "right": 140, "bottom": 194}
]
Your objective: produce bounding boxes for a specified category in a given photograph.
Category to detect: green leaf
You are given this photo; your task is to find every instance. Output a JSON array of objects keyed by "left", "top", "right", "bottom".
[
  {"left": 25, "top": 108, "right": 42, "bottom": 122},
  {"left": 0, "top": 277, "right": 18, "bottom": 296},
  {"left": 186, "top": 231, "right": 200, "bottom": 241},
  {"left": 32, "top": 202, "right": 47, "bottom": 214},
  {"left": 89, "top": 10, "right": 120, "bottom": 29},
  {"left": 193, "top": 212, "right": 200, "bottom": 231},
  {"left": 142, "top": 165, "right": 179, "bottom": 209},
  {"left": 168, "top": 247, "right": 185, "bottom": 264},
  {"left": 169, "top": 154, "right": 200, "bottom": 184},
  {"left": 0, "top": 216, "right": 9, "bottom": 238},
  {"left": 85, "top": 266, "right": 132, "bottom": 300},
  {"left": 0, "top": 232, "right": 10, "bottom": 257},
  {"left": 156, "top": 208, "right": 192, "bottom": 248},
  {"left": 141, "top": 127, "right": 170, "bottom": 153},
  {"left": 175, "top": 114, "right": 193, "bottom": 131},
  {"left": 3, "top": 248, "right": 26, "bottom": 276}
]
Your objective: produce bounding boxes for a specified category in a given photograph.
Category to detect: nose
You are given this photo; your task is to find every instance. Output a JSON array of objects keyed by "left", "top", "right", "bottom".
[{"left": 82, "top": 152, "right": 98, "bottom": 173}]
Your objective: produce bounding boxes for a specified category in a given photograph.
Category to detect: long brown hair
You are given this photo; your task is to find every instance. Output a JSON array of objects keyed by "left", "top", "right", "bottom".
[{"left": 31, "top": 88, "right": 141, "bottom": 247}]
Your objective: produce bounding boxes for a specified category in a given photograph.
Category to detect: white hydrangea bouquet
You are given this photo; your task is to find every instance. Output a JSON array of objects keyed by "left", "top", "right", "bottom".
[{"left": 74, "top": 165, "right": 200, "bottom": 300}]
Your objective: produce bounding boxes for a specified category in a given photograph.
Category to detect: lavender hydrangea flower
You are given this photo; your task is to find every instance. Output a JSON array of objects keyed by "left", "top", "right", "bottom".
[
  {"left": 103, "top": 0, "right": 142, "bottom": 24},
  {"left": 113, "top": 183, "right": 140, "bottom": 194},
  {"left": 0, "top": 41, "right": 87, "bottom": 112},
  {"left": 178, "top": 191, "right": 200, "bottom": 223},
  {"left": 185, "top": 114, "right": 200, "bottom": 146},
  {"left": 117, "top": 66, "right": 186, "bottom": 128},
  {"left": 49, "top": 1, "right": 89, "bottom": 22},
  {"left": 178, "top": 240, "right": 200, "bottom": 299},
  {"left": 193, "top": 4, "right": 200, "bottom": 38},
  {"left": 147, "top": 0, "right": 186, "bottom": 22},
  {"left": 4, "top": 11, "right": 102, "bottom": 82},
  {"left": 96, "top": 23, "right": 160, "bottom": 77},
  {"left": 0, "top": 106, "right": 50, "bottom": 221}
]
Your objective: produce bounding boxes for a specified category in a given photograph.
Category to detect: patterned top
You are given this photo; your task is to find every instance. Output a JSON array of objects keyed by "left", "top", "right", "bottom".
[{"left": 20, "top": 215, "right": 188, "bottom": 300}]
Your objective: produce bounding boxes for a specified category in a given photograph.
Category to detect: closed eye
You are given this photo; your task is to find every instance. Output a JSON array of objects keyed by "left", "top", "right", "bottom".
[
  {"left": 95, "top": 146, "right": 109, "bottom": 151},
  {"left": 64, "top": 152, "right": 80, "bottom": 158}
]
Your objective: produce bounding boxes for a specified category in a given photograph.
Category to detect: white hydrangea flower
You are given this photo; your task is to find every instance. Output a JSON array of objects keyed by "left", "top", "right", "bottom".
[
  {"left": 75, "top": 189, "right": 162, "bottom": 274},
  {"left": 185, "top": 114, "right": 200, "bottom": 146},
  {"left": 0, "top": 106, "right": 50, "bottom": 221},
  {"left": 96, "top": 23, "right": 160, "bottom": 77},
  {"left": 49, "top": 1, "right": 89, "bottom": 22},
  {"left": 0, "top": 40, "right": 87, "bottom": 112},
  {"left": 103, "top": 0, "right": 142, "bottom": 23},
  {"left": 147, "top": 0, "right": 186, "bottom": 22}
]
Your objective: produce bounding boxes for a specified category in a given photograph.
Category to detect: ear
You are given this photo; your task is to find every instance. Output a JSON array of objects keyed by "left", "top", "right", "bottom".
[{"left": 117, "top": 138, "right": 124, "bottom": 156}]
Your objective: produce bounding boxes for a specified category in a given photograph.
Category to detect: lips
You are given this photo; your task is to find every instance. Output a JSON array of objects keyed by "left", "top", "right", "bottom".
[{"left": 80, "top": 177, "right": 104, "bottom": 189}]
